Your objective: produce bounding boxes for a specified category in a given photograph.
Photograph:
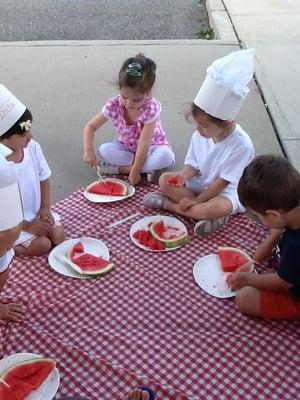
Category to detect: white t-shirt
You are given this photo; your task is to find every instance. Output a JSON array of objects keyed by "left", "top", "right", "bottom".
[
  {"left": 0, "top": 248, "right": 14, "bottom": 273},
  {"left": 184, "top": 124, "right": 254, "bottom": 211},
  {"left": 13, "top": 140, "right": 51, "bottom": 245}
]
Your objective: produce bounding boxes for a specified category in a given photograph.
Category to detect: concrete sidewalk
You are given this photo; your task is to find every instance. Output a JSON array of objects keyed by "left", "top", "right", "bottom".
[
  {"left": 0, "top": 39, "right": 281, "bottom": 202},
  {"left": 209, "top": 0, "right": 300, "bottom": 170}
]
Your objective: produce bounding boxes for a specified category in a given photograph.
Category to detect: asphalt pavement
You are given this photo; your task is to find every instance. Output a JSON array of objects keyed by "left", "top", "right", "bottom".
[{"left": 0, "top": 0, "right": 208, "bottom": 41}]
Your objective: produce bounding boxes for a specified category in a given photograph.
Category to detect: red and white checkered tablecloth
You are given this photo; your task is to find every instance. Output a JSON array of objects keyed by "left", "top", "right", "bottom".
[{"left": 1, "top": 182, "right": 299, "bottom": 400}]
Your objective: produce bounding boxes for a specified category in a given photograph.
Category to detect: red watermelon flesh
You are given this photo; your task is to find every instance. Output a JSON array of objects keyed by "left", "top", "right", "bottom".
[
  {"left": 73, "top": 242, "right": 84, "bottom": 254},
  {"left": 71, "top": 253, "right": 112, "bottom": 272},
  {"left": 167, "top": 177, "right": 180, "bottom": 187},
  {"left": 133, "top": 228, "right": 166, "bottom": 250},
  {"left": 87, "top": 181, "right": 127, "bottom": 196},
  {"left": 218, "top": 246, "right": 252, "bottom": 272},
  {"left": 0, "top": 358, "right": 55, "bottom": 400}
]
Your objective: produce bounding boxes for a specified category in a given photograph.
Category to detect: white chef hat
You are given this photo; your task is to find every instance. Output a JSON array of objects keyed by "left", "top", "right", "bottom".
[
  {"left": 0, "top": 155, "right": 23, "bottom": 231},
  {"left": 194, "top": 49, "right": 255, "bottom": 120},
  {"left": 0, "top": 84, "right": 26, "bottom": 137}
]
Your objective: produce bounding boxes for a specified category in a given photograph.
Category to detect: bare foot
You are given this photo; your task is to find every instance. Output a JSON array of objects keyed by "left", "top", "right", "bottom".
[
  {"left": 0, "top": 303, "right": 25, "bottom": 322},
  {"left": 128, "top": 388, "right": 150, "bottom": 400}
]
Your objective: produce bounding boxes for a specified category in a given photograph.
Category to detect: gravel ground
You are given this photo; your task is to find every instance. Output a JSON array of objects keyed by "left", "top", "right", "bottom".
[{"left": 0, "top": 0, "right": 210, "bottom": 41}]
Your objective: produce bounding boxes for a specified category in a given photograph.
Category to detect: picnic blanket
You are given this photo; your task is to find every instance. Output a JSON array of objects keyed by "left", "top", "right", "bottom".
[{"left": 0, "top": 182, "right": 299, "bottom": 400}]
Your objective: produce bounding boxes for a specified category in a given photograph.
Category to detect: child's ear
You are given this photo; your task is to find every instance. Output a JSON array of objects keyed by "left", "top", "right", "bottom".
[{"left": 265, "top": 209, "right": 283, "bottom": 219}]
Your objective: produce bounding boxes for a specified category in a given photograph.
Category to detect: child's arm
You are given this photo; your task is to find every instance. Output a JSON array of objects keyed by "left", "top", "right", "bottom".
[
  {"left": 22, "top": 179, "right": 52, "bottom": 236},
  {"left": 227, "top": 271, "right": 292, "bottom": 292},
  {"left": 129, "top": 122, "right": 155, "bottom": 185},
  {"left": 39, "top": 179, "right": 52, "bottom": 220},
  {"left": 253, "top": 228, "right": 282, "bottom": 263},
  {"left": 83, "top": 113, "right": 107, "bottom": 168}
]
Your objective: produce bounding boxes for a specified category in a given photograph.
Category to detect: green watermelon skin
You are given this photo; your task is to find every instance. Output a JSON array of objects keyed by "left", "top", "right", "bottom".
[
  {"left": 0, "top": 358, "right": 56, "bottom": 400},
  {"left": 150, "top": 219, "right": 189, "bottom": 248},
  {"left": 87, "top": 180, "right": 127, "bottom": 196}
]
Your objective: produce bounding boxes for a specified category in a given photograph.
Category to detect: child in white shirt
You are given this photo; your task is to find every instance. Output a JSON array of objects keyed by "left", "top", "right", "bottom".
[
  {"left": 144, "top": 49, "right": 255, "bottom": 236},
  {"left": 0, "top": 104, "right": 65, "bottom": 256}
]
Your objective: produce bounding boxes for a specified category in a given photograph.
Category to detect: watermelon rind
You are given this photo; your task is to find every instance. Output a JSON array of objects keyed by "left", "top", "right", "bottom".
[
  {"left": 218, "top": 246, "right": 253, "bottom": 271},
  {"left": 67, "top": 249, "right": 114, "bottom": 277},
  {"left": 149, "top": 219, "right": 189, "bottom": 248},
  {"left": 86, "top": 179, "right": 128, "bottom": 196}
]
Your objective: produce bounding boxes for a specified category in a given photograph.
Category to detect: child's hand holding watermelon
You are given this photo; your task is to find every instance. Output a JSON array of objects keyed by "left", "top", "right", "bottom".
[
  {"left": 226, "top": 272, "right": 251, "bottom": 291},
  {"left": 166, "top": 173, "right": 186, "bottom": 187}
]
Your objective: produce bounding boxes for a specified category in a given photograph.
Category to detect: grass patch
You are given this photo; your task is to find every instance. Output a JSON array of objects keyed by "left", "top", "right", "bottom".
[{"left": 196, "top": 27, "right": 214, "bottom": 40}]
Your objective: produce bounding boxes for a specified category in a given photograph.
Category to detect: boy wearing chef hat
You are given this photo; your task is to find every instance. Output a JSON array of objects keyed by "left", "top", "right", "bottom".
[
  {"left": 144, "top": 49, "right": 255, "bottom": 236},
  {"left": 0, "top": 84, "right": 65, "bottom": 255},
  {"left": 0, "top": 155, "right": 25, "bottom": 321}
]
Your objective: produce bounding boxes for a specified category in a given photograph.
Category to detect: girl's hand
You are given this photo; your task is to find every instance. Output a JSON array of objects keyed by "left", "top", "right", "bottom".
[
  {"left": 25, "top": 217, "right": 52, "bottom": 236},
  {"left": 84, "top": 149, "right": 97, "bottom": 168},
  {"left": 226, "top": 272, "right": 251, "bottom": 291},
  {"left": 129, "top": 170, "right": 141, "bottom": 186},
  {"left": 38, "top": 207, "right": 53, "bottom": 223},
  {"left": 178, "top": 197, "right": 198, "bottom": 213},
  {"left": 167, "top": 173, "right": 186, "bottom": 187}
]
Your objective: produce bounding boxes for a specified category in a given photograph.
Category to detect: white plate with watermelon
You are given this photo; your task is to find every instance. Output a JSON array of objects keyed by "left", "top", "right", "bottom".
[
  {"left": 193, "top": 247, "right": 254, "bottom": 298},
  {"left": 0, "top": 353, "right": 59, "bottom": 400},
  {"left": 48, "top": 237, "right": 111, "bottom": 278},
  {"left": 84, "top": 178, "right": 135, "bottom": 203},
  {"left": 130, "top": 215, "right": 189, "bottom": 252}
]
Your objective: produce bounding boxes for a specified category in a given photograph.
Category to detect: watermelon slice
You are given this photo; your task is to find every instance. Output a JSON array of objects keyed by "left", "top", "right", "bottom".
[
  {"left": 67, "top": 243, "right": 114, "bottom": 276},
  {"left": 167, "top": 177, "right": 180, "bottom": 187},
  {"left": 150, "top": 219, "right": 189, "bottom": 248},
  {"left": 86, "top": 180, "right": 127, "bottom": 196},
  {"left": 218, "top": 246, "right": 252, "bottom": 272},
  {"left": 72, "top": 242, "right": 84, "bottom": 254},
  {"left": 0, "top": 358, "right": 56, "bottom": 400}
]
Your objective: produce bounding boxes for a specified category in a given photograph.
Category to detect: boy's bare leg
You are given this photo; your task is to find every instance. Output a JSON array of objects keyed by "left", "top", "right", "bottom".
[
  {"left": 235, "top": 286, "right": 261, "bottom": 316},
  {"left": 14, "top": 236, "right": 52, "bottom": 256},
  {"left": 0, "top": 269, "right": 25, "bottom": 322}
]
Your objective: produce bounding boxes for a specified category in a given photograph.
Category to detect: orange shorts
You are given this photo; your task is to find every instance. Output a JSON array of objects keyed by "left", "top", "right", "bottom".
[{"left": 261, "top": 289, "right": 300, "bottom": 319}]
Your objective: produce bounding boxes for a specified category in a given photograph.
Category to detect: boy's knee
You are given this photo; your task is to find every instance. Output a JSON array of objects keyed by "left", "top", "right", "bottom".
[{"left": 235, "top": 286, "right": 261, "bottom": 315}]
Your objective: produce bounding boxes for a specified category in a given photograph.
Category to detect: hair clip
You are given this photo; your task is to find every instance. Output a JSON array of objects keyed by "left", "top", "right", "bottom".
[
  {"left": 127, "top": 62, "right": 142, "bottom": 77},
  {"left": 19, "top": 120, "right": 32, "bottom": 131}
]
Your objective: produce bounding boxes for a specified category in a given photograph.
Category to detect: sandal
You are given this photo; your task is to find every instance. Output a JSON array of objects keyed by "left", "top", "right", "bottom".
[
  {"left": 143, "top": 192, "right": 168, "bottom": 210},
  {"left": 194, "top": 216, "right": 229, "bottom": 237}
]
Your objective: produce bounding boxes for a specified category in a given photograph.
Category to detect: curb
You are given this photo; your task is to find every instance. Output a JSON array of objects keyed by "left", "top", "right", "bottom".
[{"left": 206, "top": 0, "right": 238, "bottom": 44}]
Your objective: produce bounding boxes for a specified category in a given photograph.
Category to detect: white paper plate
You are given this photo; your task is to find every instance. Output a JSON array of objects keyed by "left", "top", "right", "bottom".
[
  {"left": 48, "top": 237, "right": 109, "bottom": 279},
  {"left": 130, "top": 215, "right": 188, "bottom": 252},
  {"left": 83, "top": 178, "right": 135, "bottom": 203},
  {"left": 0, "top": 353, "right": 59, "bottom": 400},
  {"left": 193, "top": 253, "right": 237, "bottom": 298}
]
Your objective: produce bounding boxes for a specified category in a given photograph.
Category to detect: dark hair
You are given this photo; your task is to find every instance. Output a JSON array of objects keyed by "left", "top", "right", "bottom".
[
  {"left": 185, "top": 103, "right": 228, "bottom": 126},
  {"left": 0, "top": 108, "right": 32, "bottom": 140},
  {"left": 238, "top": 155, "right": 300, "bottom": 214},
  {"left": 118, "top": 53, "right": 156, "bottom": 93}
]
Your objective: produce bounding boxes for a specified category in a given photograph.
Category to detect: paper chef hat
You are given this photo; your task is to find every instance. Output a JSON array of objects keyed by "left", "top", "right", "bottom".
[
  {"left": 0, "top": 84, "right": 26, "bottom": 136},
  {"left": 194, "top": 49, "right": 255, "bottom": 120},
  {"left": 0, "top": 155, "right": 23, "bottom": 231}
]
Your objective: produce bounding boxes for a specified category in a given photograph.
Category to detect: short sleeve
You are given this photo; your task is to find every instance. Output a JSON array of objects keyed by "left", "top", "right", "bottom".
[
  {"left": 221, "top": 144, "right": 254, "bottom": 185},
  {"left": 102, "top": 97, "right": 119, "bottom": 120},
  {"left": 184, "top": 137, "right": 199, "bottom": 170},
  {"left": 140, "top": 98, "right": 161, "bottom": 125},
  {"left": 33, "top": 141, "right": 51, "bottom": 181}
]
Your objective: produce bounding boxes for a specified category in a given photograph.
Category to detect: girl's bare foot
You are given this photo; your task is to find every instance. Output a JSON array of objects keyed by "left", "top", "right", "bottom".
[
  {"left": 0, "top": 303, "right": 25, "bottom": 322},
  {"left": 128, "top": 388, "right": 150, "bottom": 400}
]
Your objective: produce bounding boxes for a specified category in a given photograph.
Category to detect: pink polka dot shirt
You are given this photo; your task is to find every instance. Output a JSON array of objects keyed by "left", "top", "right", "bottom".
[{"left": 102, "top": 95, "right": 169, "bottom": 152}]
